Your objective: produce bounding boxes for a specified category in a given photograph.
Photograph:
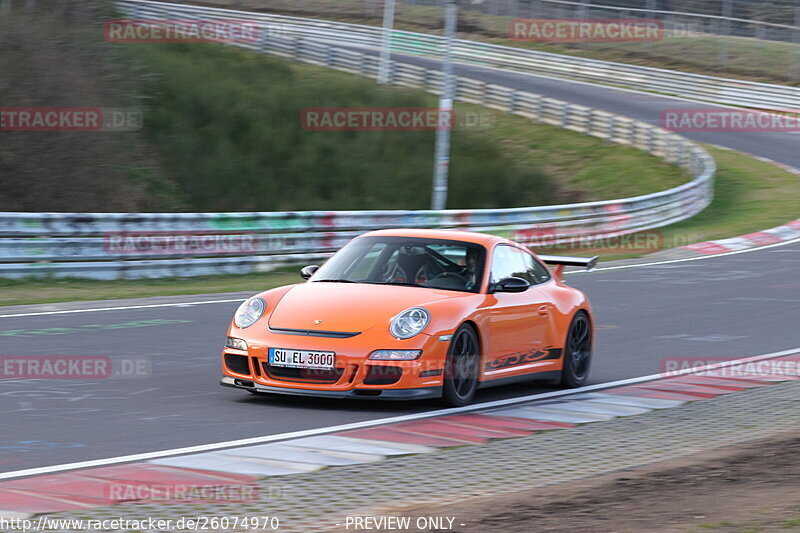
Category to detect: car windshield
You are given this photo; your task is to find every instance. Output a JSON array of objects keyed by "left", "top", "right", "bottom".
[{"left": 311, "top": 236, "right": 486, "bottom": 293}]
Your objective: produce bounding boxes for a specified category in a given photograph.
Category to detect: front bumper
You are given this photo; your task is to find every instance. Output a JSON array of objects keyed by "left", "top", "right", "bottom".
[
  {"left": 220, "top": 326, "right": 449, "bottom": 399},
  {"left": 220, "top": 375, "right": 442, "bottom": 400}
]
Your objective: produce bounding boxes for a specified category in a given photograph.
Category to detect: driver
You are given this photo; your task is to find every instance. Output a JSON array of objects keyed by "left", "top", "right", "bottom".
[{"left": 463, "top": 247, "right": 480, "bottom": 291}]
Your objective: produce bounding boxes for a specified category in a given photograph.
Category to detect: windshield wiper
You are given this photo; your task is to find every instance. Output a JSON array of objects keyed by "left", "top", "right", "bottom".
[
  {"left": 311, "top": 279, "right": 356, "bottom": 283},
  {"left": 370, "top": 281, "right": 420, "bottom": 287}
]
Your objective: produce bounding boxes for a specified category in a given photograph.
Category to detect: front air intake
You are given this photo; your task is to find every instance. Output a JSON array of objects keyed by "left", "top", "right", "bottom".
[{"left": 224, "top": 353, "right": 250, "bottom": 375}]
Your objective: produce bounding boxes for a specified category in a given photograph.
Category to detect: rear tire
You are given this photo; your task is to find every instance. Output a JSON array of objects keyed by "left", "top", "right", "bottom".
[
  {"left": 559, "top": 311, "right": 593, "bottom": 388},
  {"left": 441, "top": 324, "right": 480, "bottom": 407}
]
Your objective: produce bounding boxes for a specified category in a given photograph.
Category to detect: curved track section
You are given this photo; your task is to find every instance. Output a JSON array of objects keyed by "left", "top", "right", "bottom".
[
  {"left": 2, "top": 240, "right": 799, "bottom": 474},
  {"left": 353, "top": 47, "right": 800, "bottom": 169},
  {"left": 2, "top": 12, "right": 799, "bottom": 479}
]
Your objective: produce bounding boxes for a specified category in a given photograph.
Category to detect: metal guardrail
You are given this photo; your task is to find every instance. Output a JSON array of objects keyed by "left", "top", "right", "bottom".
[
  {"left": 0, "top": 1, "right": 715, "bottom": 279},
  {"left": 119, "top": 0, "right": 800, "bottom": 111}
]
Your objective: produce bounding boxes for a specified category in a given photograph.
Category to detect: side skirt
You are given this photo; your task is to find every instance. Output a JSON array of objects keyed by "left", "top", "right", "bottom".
[{"left": 477, "top": 370, "right": 561, "bottom": 390}]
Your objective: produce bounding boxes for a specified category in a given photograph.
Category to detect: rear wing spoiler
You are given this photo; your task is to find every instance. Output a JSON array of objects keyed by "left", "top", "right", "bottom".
[{"left": 539, "top": 255, "right": 599, "bottom": 272}]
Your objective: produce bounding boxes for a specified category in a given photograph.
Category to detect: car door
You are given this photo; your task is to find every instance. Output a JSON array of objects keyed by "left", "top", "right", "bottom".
[{"left": 482, "top": 245, "right": 556, "bottom": 381}]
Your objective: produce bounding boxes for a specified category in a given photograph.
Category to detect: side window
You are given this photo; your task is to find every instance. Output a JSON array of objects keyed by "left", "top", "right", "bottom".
[
  {"left": 491, "top": 245, "right": 550, "bottom": 285},
  {"left": 490, "top": 245, "right": 528, "bottom": 283},
  {"left": 522, "top": 254, "right": 551, "bottom": 284}
]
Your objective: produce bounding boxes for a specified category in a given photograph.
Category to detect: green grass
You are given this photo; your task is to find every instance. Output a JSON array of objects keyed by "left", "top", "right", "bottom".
[
  {"left": 691, "top": 516, "right": 800, "bottom": 532},
  {"left": 129, "top": 42, "right": 561, "bottom": 211},
  {"left": 524, "top": 145, "right": 800, "bottom": 260},
  {"left": 185, "top": 0, "right": 800, "bottom": 86},
  {"left": 124, "top": 41, "right": 688, "bottom": 211},
  {"left": 484, "top": 109, "right": 687, "bottom": 202},
  {"left": 4, "top": 145, "right": 799, "bottom": 306},
  {"left": 657, "top": 146, "right": 800, "bottom": 247},
  {"left": 0, "top": 271, "right": 301, "bottom": 308}
]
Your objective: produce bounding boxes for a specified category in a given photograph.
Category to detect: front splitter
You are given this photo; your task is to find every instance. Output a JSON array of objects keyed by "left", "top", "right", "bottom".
[{"left": 220, "top": 375, "right": 442, "bottom": 400}]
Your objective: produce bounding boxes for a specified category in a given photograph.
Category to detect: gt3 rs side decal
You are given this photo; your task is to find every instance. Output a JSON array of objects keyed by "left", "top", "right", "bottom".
[{"left": 485, "top": 347, "right": 562, "bottom": 372}]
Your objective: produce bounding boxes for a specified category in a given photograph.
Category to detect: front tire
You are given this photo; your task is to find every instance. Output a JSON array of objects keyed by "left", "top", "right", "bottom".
[
  {"left": 441, "top": 324, "right": 481, "bottom": 406},
  {"left": 560, "top": 311, "right": 593, "bottom": 388}
]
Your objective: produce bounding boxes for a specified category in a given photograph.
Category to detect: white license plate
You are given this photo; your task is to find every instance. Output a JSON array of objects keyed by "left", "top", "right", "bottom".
[{"left": 268, "top": 348, "right": 335, "bottom": 369}]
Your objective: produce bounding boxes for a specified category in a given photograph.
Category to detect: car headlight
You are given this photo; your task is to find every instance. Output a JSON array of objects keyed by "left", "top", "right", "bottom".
[
  {"left": 225, "top": 337, "right": 248, "bottom": 351},
  {"left": 390, "top": 307, "right": 430, "bottom": 339},
  {"left": 369, "top": 349, "right": 422, "bottom": 360},
  {"left": 234, "top": 297, "right": 266, "bottom": 329}
]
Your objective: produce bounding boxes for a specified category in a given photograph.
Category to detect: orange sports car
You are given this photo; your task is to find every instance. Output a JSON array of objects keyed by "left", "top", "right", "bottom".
[{"left": 220, "top": 229, "right": 597, "bottom": 406}]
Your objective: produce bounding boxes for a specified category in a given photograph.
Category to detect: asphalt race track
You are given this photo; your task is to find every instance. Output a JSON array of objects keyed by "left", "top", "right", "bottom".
[
  {"left": 2, "top": 241, "right": 799, "bottom": 474},
  {"left": 345, "top": 46, "right": 800, "bottom": 168},
  {"left": 2, "top": 36, "right": 800, "bottom": 477}
]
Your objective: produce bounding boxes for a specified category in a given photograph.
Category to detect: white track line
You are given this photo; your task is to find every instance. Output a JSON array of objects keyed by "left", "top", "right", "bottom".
[
  {"left": 1, "top": 235, "right": 798, "bottom": 319},
  {"left": 572, "top": 236, "right": 800, "bottom": 274},
  {"left": 1, "top": 346, "right": 797, "bottom": 481},
  {"left": 0, "top": 299, "right": 246, "bottom": 319}
]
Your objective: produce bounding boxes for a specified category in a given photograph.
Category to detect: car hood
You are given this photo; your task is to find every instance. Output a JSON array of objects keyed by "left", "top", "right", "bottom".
[{"left": 268, "top": 282, "right": 458, "bottom": 333}]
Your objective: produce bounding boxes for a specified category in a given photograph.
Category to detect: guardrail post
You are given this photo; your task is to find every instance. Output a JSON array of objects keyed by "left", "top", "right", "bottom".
[
  {"left": 644, "top": 0, "right": 656, "bottom": 56},
  {"left": 385, "top": 60, "right": 394, "bottom": 83},
  {"left": 690, "top": 151, "right": 699, "bottom": 177},
  {"left": 717, "top": 0, "right": 733, "bottom": 70},
  {"left": 533, "top": 95, "right": 542, "bottom": 123},
  {"left": 679, "top": 142, "right": 690, "bottom": 169},
  {"left": 670, "top": 138, "right": 680, "bottom": 164},
  {"left": 647, "top": 126, "right": 655, "bottom": 154},
  {"left": 508, "top": 91, "right": 517, "bottom": 114},
  {"left": 791, "top": 1, "right": 800, "bottom": 81},
  {"left": 378, "top": 0, "right": 396, "bottom": 84},
  {"left": 292, "top": 35, "right": 300, "bottom": 61},
  {"left": 561, "top": 104, "right": 570, "bottom": 128},
  {"left": 607, "top": 115, "right": 616, "bottom": 142},
  {"left": 359, "top": 54, "right": 368, "bottom": 77},
  {"left": 259, "top": 28, "right": 269, "bottom": 54}
]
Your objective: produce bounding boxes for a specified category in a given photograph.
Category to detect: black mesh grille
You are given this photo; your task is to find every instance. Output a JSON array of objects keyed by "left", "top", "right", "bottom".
[
  {"left": 225, "top": 353, "right": 250, "bottom": 375},
  {"left": 265, "top": 364, "right": 344, "bottom": 384},
  {"left": 363, "top": 366, "right": 403, "bottom": 385}
]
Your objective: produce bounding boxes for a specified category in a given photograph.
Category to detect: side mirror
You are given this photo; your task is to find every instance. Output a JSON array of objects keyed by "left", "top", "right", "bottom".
[
  {"left": 491, "top": 276, "right": 531, "bottom": 293},
  {"left": 300, "top": 265, "right": 319, "bottom": 280}
]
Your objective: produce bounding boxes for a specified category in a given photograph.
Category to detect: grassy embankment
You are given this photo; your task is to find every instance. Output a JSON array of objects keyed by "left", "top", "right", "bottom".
[
  {"left": 2, "top": 8, "right": 799, "bottom": 305},
  {"left": 4, "top": 145, "right": 800, "bottom": 306}
]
